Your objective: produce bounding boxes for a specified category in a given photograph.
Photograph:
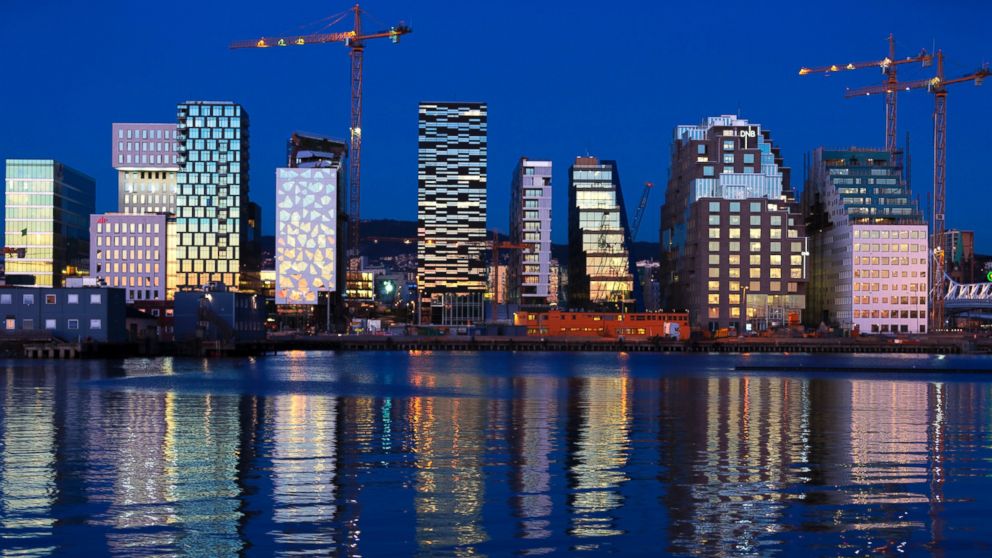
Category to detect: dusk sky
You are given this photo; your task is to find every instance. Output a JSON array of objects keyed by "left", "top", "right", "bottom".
[{"left": 2, "top": 0, "right": 990, "bottom": 248}]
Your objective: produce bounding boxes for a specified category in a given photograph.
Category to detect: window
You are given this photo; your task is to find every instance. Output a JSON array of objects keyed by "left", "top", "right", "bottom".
[
  {"left": 23, "top": 294, "right": 34, "bottom": 305},
  {"left": 708, "top": 201, "right": 720, "bottom": 212},
  {"left": 723, "top": 140, "right": 735, "bottom": 151},
  {"left": 703, "top": 166, "right": 715, "bottom": 177},
  {"left": 697, "top": 144, "right": 707, "bottom": 155},
  {"left": 729, "top": 202, "right": 740, "bottom": 213},
  {"left": 743, "top": 153, "right": 755, "bottom": 164},
  {"left": 45, "top": 294, "right": 57, "bottom": 304},
  {"left": 90, "top": 294, "right": 102, "bottom": 304},
  {"left": 4, "top": 319, "right": 14, "bottom": 330},
  {"left": 68, "top": 294, "right": 79, "bottom": 304},
  {"left": 22, "top": 319, "right": 33, "bottom": 330},
  {"left": 90, "top": 319, "right": 102, "bottom": 330},
  {"left": 723, "top": 153, "right": 735, "bottom": 164},
  {"left": 45, "top": 319, "right": 56, "bottom": 329},
  {"left": 0, "top": 294, "right": 9, "bottom": 304},
  {"left": 68, "top": 319, "right": 79, "bottom": 330}
]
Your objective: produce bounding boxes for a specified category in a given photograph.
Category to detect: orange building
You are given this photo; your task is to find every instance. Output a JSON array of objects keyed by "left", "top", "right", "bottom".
[{"left": 514, "top": 310, "right": 690, "bottom": 341}]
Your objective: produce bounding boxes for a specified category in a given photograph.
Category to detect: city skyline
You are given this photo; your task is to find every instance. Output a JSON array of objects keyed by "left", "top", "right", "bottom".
[{"left": 1, "top": 2, "right": 991, "bottom": 248}]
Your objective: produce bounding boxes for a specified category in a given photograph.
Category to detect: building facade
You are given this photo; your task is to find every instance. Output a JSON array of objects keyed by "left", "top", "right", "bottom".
[
  {"left": 803, "top": 147, "right": 928, "bottom": 334},
  {"left": 943, "top": 229, "right": 975, "bottom": 283},
  {"left": 416, "top": 102, "right": 488, "bottom": 325},
  {"left": 173, "top": 282, "right": 265, "bottom": 343},
  {"left": 4, "top": 159, "right": 95, "bottom": 287},
  {"left": 566, "top": 156, "right": 636, "bottom": 311},
  {"left": 0, "top": 286, "right": 127, "bottom": 342},
  {"left": 112, "top": 123, "right": 180, "bottom": 214},
  {"left": 660, "top": 115, "right": 808, "bottom": 332},
  {"left": 275, "top": 134, "right": 347, "bottom": 305},
  {"left": 89, "top": 213, "right": 173, "bottom": 303},
  {"left": 508, "top": 158, "right": 553, "bottom": 310},
  {"left": 174, "top": 101, "right": 251, "bottom": 291}
]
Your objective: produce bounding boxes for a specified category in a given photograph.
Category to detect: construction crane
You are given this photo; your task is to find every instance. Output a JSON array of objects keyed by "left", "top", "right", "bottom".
[
  {"left": 846, "top": 50, "right": 990, "bottom": 330},
  {"left": 629, "top": 181, "right": 654, "bottom": 241},
  {"left": 800, "top": 34, "right": 931, "bottom": 151},
  {"left": 231, "top": 4, "right": 412, "bottom": 261}
]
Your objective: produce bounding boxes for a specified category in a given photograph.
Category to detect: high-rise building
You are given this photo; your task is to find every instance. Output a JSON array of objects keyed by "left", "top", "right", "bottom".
[
  {"left": 660, "top": 115, "right": 808, "bottom": 332},
  {"left": 275, "top": 133, "right": 347, "bottom": 306},
  {"left": 943, "top": 229, "right": 975, "bottom": 283},
  {"left": 508, "top": 158, "right": 552, "bottom": 310},
  {"left": 4, "top": 159, "right": 95, "bottom": 287},
  {"left": 803, "top": 147, "right": 928, "bottom": 334},
  {"left": 112, "top": 123, "right": 179, "bottom": 214},
  {"left": 89, "top": 213, "right": 174, "bottom": 303},
  {"left": 174, "top": 101, "right": 251, "bottom": 291},
  {"left": 566, "top": 156, "right": 636, "bottom": 311},
  {"left": 416, "top": 102, "right": 488, "bottom": 325}
]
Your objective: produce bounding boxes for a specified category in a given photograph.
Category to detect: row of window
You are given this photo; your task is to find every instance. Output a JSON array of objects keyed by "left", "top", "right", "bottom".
[
  {"left": 706, "top": 279, "right": 801, "bottom": 293},
  {"left": 94, "top": 261, "right": 162, "bottom": 275},
  {"left": 118, "top": 154, "right": 177, "bottom": 165},
  {"left": 853, "top": 243, "right": 925, "bottom": 253},
  {"left": 854, "top": 256, "right": 925, "bottom": 266},
  {"left": 99, "top": 273, "right": 161, "bottom": 289},
  {"left": 709, "top": 241, "right": 803, "bottom": 253},
  {"left": 853, "top": 284, "right": 926, "bottom": 297},
  {"left": 854, "top": 229, "right": 925, "bottom": 240},
  {"left": 0, "top": 293, "right": 102, "bottom": 305},
  {"left": 853, "top": 295, "right": 926, "bottom": 305},
  {"left": 854, "top": 310, "right": 925, "bottom": 320},
  {"left": 118, "top": 128, "right": 176, "bottom": 140},
  {"left": 4, "top": 318, "right": 102, "bottom": 331},
  {"left": 708, "top": 267, "right": 803, "bottom": 279},
  {"left": 709, "top": 227, "right": 798, "bottom": 239},
  {"left": 709, "top": 214, "right": 787, "bottom": 226},
  {"left": 117, "top": 141, "right": 176, "bottom": 153},
  {"left": 184, "top": 104, "right": 240, "bottom": 117},
  {"left": 854, "top": 269, "right": 926, "bottom": 280}
]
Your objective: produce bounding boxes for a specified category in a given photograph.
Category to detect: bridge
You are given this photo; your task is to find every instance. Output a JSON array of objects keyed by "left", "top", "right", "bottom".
[{"left": 945, "top": 278, "right": 992, "bottom": 319}]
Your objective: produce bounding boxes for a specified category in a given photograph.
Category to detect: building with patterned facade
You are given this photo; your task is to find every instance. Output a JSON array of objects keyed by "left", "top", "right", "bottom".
[
  {"left": 275, "top": 135, "right": 346, "bottom": 305},
  {"left": 89, "top": 213, "right": 175, "bottom": 303},
  {"left": 508, "top": 158, "right": 553, "bottom": 310},
  {"left": 803, "top": 147, "right": 928, "bottom": 334},
  {"left": 112, "top": 123, "right": 179, "bottom": 215},
  {"left": 566, "top": 156, "right": 637, "bottom": 311},
  {"left": 4, "top": 159, "right": 95, "bottom": 287},
  {"left": 416, "top": 102, "right": 488, "bottom": 325},
  {"left": 660, "top": 115, "right": 808, "bottom": 332},
  {"left": 174, "top": 101, "right": 253, "bottom": 291}
]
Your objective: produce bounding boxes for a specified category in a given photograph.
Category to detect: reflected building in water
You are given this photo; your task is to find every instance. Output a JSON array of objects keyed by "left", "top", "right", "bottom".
[{"left": 409, "top": 364, "right": 489, "bottom": 554}]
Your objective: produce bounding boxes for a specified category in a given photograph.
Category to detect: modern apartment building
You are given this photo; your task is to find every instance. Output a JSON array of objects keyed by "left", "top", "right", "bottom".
[
  {"left": 112, "top": 123, "right": 179, "bottom": 214},
  {"left": 660, "top": 115, "right": 808, "bottom": 332},
  {"left": 89, "top": 213, "right": 174, "bottom": 303},
  {"left": 275, "top": 133, "right": 347, "bottom": 305},
  {"left": 174, "top": 101, "right": 251, "bottom": 291},
  {"left": 943, "top": 229, "right": 975, "bottom": 283},
  {"left": 416, "top": 102, "right": 488, "bottom": 325},
  {"left": 508, "top": 158, "right": 553, "bottom": 310},
  {"left": 4, "top": 159, "right": 95, "bottom": 287},
  {"left": 803, "top": 147, "right": 928, "bottom": 334},
  {"left": 566, "top": 156, "right": 636, "bottom": 311}
]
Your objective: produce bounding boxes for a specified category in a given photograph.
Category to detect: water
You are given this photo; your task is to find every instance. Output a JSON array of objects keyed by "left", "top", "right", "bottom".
[{"left": 1, "top": 351, "right": 992, "bottom": 556}]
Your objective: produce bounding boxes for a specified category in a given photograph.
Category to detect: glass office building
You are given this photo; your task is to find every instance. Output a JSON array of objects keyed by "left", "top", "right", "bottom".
[
  {"left": 4, "top": 159, "right": 95, "bottom": 287},
  {"left": 174, "top": 101, "right": 250, "bottom": 290},
  {"left": 567, "top": 156, "right": 636, "bottom": 311}
]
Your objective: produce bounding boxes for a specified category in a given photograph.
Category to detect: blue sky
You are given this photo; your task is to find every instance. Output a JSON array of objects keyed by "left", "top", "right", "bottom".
[{"left": 1, "top": 0, "right": 990, "bottom": 248}]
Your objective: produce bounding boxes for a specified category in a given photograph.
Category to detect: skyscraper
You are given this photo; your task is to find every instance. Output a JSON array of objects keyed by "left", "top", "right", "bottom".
[
  {"left": 566, "top": 156, "right": 636, "bottom": 311},
  {"left": 275, "top": 133, "right": 347, "bottom": 306},
  {"left": 89, "top": 213, "right": 173, "bottom": 303},
  {"left": 4, "top": 159, "right": 95, "bottom": 287},
  {"left": 508, "top": 158, "right": 553, "bottom": 310},
  {"left": 803, "top": 147, "right": 928, "bottom": 334},
  {"left": 174, "top": 101, "right": 251, "bottom": 290},
  {"left": 417, "top": 102, "right": 488, "bottom": 325},
  {"left": 660, "top": 115, "right": 808, "bottom": 332},
  {"left": 112, "top": 123, "right": 179, "bottom": 214}
]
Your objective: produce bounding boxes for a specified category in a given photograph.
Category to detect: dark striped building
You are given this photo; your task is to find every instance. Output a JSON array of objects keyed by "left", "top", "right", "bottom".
[{"left": 416, "top": 102, "right": 488, "bottom": 325}]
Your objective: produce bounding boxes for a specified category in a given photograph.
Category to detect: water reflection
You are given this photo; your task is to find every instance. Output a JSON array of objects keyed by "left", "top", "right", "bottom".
[{"left": 0, "top": 354, "right": 990, "bottom": 556}]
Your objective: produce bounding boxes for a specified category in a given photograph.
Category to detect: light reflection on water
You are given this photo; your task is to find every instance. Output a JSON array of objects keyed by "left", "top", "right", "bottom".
[{"left": 0, "top": 353, "right": 990, "bottom": 556}]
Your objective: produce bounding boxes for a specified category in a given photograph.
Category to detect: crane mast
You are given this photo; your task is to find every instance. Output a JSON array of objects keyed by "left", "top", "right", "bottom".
[
  {"left": 799, "top": 34, "right": 931, "bottom": 151},
  {"left": 231, "top": 3, "right": 412, "bottom": 266}
]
